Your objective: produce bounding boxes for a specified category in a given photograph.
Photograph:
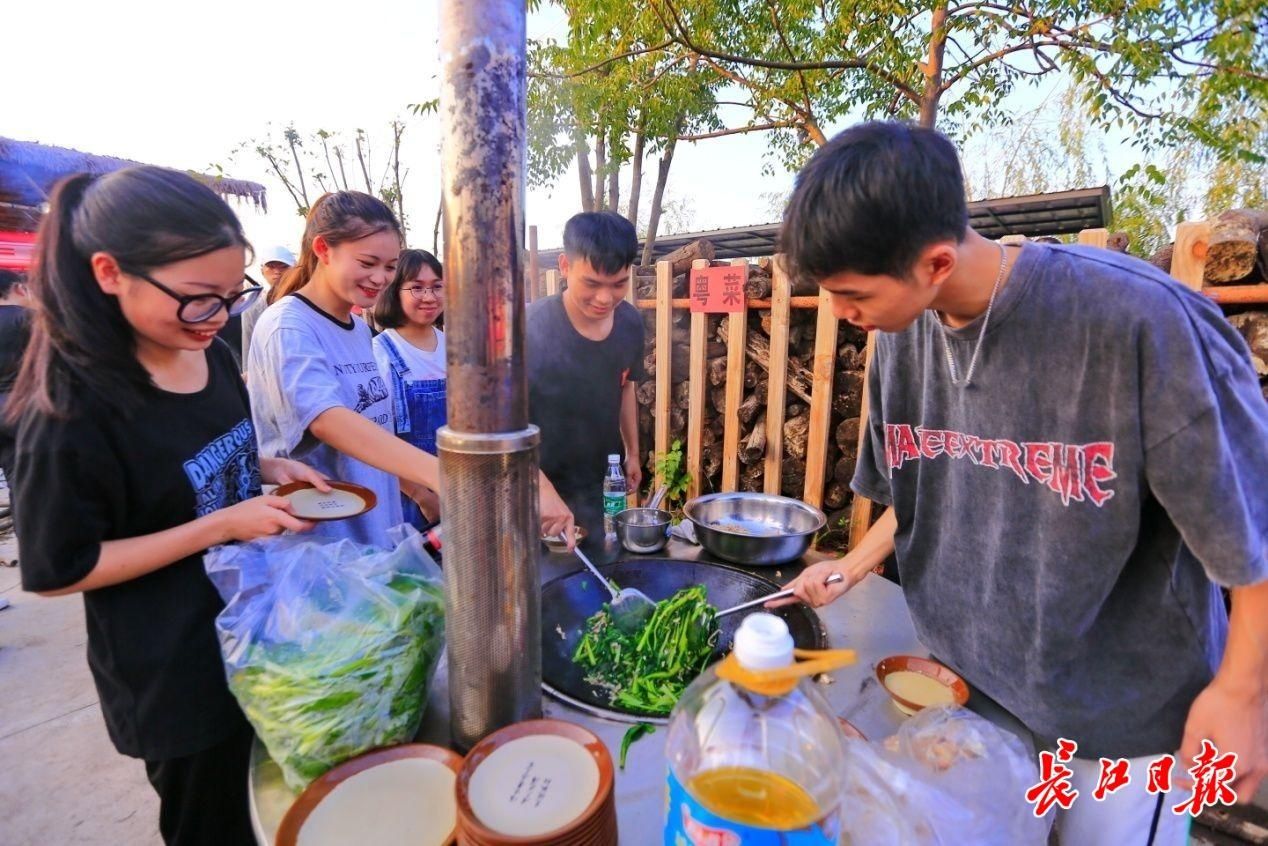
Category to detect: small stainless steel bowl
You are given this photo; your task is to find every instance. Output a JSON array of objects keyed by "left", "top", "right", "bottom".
[
  {"left": 542, "top": 525, "right": 587, "bottom": 553},
  {"left": 684, "top": 492, "right": 826, "bottom": 566},
  {"left": 614, "top": 507, "right": 672, "bottom": 554}
]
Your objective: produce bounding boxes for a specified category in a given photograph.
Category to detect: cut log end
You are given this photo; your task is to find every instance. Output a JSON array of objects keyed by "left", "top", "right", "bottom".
[{"left": 1206, "top": 209, "right": 1268, "bottom": 285}]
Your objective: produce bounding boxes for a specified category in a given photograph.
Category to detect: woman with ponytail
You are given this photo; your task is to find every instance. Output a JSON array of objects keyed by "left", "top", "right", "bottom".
[
  {"left": 248, "top": 191, "right": 575, "bottom": 544},
  {"left": 9, "top": 166, "right": 328, "bottom": 845}
]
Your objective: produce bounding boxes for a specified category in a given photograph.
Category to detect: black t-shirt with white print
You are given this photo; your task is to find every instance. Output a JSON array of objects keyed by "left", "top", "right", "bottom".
[{"left": 16, "top": 340, "right": 260, "bottom": 761}]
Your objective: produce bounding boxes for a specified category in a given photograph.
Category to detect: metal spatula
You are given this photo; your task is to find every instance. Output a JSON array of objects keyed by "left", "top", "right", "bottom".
[
  {"left": 566, "top": 541, "right": 656, "bottom": 634},
  {"left": 715, "top": 573, "right": 845, "bottom": 619}
]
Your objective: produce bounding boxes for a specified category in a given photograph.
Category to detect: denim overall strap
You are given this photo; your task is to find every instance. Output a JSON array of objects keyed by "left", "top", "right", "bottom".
[
  {"left": 405, "top": 378, "right": 447, "bottom": 455},
  {"left": 379, "top": 332, "right": 414, "bottom": 435}
]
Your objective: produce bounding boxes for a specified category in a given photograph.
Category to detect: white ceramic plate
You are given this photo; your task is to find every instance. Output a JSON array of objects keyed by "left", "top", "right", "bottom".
[{"left": 467, "top": 734, "right": 600, "bottom": 836}]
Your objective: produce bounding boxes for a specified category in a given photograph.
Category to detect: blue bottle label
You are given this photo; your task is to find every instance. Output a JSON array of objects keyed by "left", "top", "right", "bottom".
[{"left": 663, "top": 772, "right": 834, "bottom": 846}]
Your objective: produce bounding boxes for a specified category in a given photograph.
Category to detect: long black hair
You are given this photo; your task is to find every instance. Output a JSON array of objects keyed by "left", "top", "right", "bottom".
[
  {"left": 373, "top": 248, "right": 444, "bottom": 330},
  {"left": 9, "top": 166, "right": 249, "bottom": 420}
]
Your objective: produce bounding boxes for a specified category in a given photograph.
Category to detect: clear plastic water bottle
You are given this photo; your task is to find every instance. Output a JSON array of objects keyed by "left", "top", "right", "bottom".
[
  {"left": 602, "top": 454, "right": 626, "bottom": 541},
  {"left": 664, "top": 613, "right": 846, "bottom": 845}
]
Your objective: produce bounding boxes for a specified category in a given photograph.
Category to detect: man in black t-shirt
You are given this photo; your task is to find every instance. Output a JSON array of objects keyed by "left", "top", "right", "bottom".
[{"left": 527, "top": 213, "right": 645, "bottom": 551}]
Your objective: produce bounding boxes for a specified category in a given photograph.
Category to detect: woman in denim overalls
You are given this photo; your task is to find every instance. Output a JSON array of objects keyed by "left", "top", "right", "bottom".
[{"left": 371, "top": 249, "right": 446, "bottom": 527}]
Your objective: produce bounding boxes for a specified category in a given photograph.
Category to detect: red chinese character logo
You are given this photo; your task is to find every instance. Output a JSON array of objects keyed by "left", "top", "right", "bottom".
[
  {"left": 1025, "top": 738, "right": 1080, "bottom": 816},
  {"left": 692, "top": 272, "right": 710, "bottom": 306},
  {"left": 1146, "top": 755, "right": 1175, "bottom": 794},
  {"left": 1092, "top": 757, "right": 1132, "bottom": 801},
  {"left": 1172, "top": 740, "right": 1239, "bottom": 816}
]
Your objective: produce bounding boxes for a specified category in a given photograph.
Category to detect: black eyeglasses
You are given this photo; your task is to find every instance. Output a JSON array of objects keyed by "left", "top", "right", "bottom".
[{"left": 128, "top": 270, "right": 263, "bottom": 323}]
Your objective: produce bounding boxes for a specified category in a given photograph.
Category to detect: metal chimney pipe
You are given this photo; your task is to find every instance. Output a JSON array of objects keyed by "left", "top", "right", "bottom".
[{"left": 436, "top": 0, "right": 541, "bottom": 750}]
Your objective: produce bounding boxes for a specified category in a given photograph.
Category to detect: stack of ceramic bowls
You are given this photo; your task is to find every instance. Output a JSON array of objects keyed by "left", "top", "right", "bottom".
[
  {"left": 276, "top": 744, "right": 463, "bottom": 846},
  {"left": 456, "top": 719, "right": 617, "bottom": 845}
]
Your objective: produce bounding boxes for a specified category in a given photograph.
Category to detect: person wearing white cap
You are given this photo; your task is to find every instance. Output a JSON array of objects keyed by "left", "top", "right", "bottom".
[{"left": 240, "top": 245, "right": 295, "bottom": 365}]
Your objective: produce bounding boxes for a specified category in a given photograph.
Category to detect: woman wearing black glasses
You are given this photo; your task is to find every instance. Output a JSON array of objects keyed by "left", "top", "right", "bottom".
[
  {"left": 371, "top": 249, "right": 447, "bottom": 524},
  {"left": 6, "top": 166, "right": 327, "bottom": 846}
]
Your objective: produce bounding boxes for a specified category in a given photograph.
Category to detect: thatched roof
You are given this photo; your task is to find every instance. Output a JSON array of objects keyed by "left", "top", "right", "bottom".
[{"left": 0, "top": 136, "right": 267, "bottom": 230}]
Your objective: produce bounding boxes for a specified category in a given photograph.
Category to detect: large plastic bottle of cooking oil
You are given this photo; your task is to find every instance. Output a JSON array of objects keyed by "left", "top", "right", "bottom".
[{"left": 663, "top": 613, "right": 847, "bottom": 845}]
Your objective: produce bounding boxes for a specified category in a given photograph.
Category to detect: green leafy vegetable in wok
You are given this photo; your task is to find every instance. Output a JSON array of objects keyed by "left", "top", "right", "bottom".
[{"left": 572, "top": 585, "right": 719, "bottom": 715}]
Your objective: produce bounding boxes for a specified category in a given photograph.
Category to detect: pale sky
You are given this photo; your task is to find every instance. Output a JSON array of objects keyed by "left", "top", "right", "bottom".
[
  {"left": 11, "top": 1, "right": 1151, "bottom": 266},
  {"left": 7, "top": 0, "right": 797, "bottom": 260}
]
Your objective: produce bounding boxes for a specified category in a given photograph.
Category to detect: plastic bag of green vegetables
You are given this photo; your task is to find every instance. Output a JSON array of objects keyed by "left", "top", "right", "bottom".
[{"left": 205, "top": 525, "right": 444, "bottom": 792}]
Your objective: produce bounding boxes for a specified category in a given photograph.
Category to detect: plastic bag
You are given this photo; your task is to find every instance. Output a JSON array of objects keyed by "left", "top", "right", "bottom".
[
  {"left": 205, "top": 526, "right": 445, "bottom": 792},
  {"left": 839, "top": 706, "right": 1051, "bottom": 845}
]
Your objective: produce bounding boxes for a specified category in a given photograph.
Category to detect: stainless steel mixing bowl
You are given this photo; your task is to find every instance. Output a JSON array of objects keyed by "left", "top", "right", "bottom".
[
  {"left": 683, "top": 492, "right": 826, "bottom": 566},
  {"left": 614, "top": 507, "right": 672, "bottom": 554}
]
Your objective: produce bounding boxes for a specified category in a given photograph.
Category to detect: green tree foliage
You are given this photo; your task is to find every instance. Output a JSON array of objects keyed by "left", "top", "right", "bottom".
[
  {"left": 965, "top": 88, "right": 1268, "bottom": 256},
  {"left": 529, "top": 1, "right": 727, "bottom": 260},
  {"left": 529, "top": 4, "right": 718, "bottom": 216},
  {"left": 551, "top": 0, "right": 1266, "bottom": 173},
  {"left": 535, "top": 1, "right": 1266, "bottom": 255},
  {"left": 1117, "top": 97, "right": 1268, "bottom": 255},
  {"left": 962, "top": 85, "right": 1110, "bottom": 201}
]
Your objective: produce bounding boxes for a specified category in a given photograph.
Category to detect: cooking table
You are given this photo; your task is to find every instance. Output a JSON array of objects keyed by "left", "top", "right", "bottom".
[{"left": 249, "top": 537, "right": 1031, "bottom": 845}]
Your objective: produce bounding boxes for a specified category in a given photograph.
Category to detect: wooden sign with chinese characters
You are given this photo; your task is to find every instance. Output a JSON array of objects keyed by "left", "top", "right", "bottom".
[{"left": 689, "top": 264, "right": 748, "bottom": 313}]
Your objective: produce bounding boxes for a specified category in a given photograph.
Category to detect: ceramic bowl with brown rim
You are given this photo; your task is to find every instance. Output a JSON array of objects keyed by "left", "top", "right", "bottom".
[
  {"left": 875, "top": 655, "right": 970, "bottom": 716},
  {"left": 456, "top": 718, "right": 615, "bottom": 845},
  {"left": 275, "top": 480, "right": 378, "bottom": 522},
  {"left": 276, "top": 744, "right": 463, "bottom": 846}
]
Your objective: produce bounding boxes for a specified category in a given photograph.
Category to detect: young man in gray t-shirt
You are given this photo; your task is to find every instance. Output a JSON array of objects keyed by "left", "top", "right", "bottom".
[{"left": 779, "top": 122, "right": 1267, "bottom": 843}]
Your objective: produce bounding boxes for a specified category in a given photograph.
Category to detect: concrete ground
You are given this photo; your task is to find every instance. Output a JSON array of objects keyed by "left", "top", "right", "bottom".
[{"left": 0, "top": 493, "right": 160, "bottom": 846}]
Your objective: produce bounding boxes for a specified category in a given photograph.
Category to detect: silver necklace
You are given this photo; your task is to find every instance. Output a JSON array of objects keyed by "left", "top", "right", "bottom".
[{"left": 934, "top": 242, "right": 1008, "bottom": 388}]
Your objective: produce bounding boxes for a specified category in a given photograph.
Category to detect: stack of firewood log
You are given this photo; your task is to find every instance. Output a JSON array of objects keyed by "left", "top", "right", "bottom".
[
  {"left": 1145, "top": 208, "right": 1268, "bottom": 401},
  {"left": 1148, "top": 209, "right": 1268, "bottom": 286},
  {"left": 631, "top": 239, "right": 868, "bottom": 513}
]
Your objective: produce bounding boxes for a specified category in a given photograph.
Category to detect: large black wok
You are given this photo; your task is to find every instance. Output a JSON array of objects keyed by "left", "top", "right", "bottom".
[{"left": 541, "top": 558, "right": 826, "bottom": 724}]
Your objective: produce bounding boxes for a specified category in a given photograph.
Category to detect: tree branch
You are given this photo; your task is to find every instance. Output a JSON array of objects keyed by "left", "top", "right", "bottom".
[
  {"left": 765, "top": 0, "right": 817, "bottom": 122},
  {"left": 696, "top": 56, "right": 794, "bottom": 130},
  {"left": 639, "top": 53, "right": 690, "bottom": 90},
  {"left": 654, "top": 0, "right": 922, "bottom": 104},
  {"left": 1165, "top": 50, "right": 1268, "bottom": 83},
  {"left": 355, "top": 132, "right": 373, "bottom": 194},
  {"left": 283, "top": 130, "right": 310, "bottom": 207},
  {"left": 318, "top": 134, "right": 340, "bottom": 191},
  {"left": 679, "top": 121, "right": 800, "bottom": 142},
  {"left": 257, "top": 147, "right": 307, "bottom": 214},
  {"left": 529, "top": 41, "right": 674, "bottom": 79},
  {"left": 1082, "top": 61, "right": 1167, "bottom": 120},
  {"left": 941, "top": 37, "right": 1067, "bottom": 91}
]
